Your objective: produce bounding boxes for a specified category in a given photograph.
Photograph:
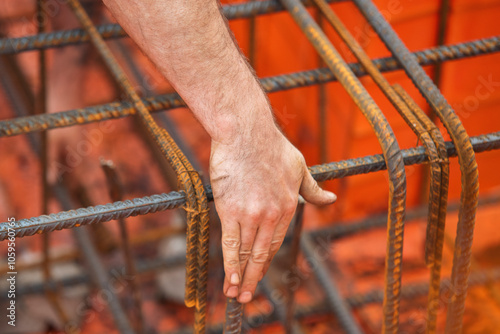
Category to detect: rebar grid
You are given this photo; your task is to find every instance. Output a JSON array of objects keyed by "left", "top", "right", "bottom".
[{"left": 0, "top": 0, "right": 498, "bottom": 333}]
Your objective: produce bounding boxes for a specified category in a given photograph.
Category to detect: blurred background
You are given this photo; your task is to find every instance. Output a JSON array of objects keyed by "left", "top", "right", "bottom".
[{"left": 0, "top": 0, "right": 499, "bottom": 333}]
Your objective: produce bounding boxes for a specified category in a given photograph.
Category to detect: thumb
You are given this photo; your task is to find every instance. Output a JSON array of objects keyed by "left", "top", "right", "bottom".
[{"left": 299, "top": 168, "right": 337, "bottom": 205}]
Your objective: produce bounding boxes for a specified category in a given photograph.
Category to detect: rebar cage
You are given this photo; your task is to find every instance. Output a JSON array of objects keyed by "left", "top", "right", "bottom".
[{"left": 0, "top": 0, "right": 500, "bottom": 333}]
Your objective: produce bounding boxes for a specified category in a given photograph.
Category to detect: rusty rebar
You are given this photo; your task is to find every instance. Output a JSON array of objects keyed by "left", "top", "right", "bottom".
[
  {"left": 101, "top": 160, "right": 145, "bottom": 334},
  {"left": 1, "top": 131, "right": 498, "bottom": 241},
  {"left": 393, "top": 85, "right": 450, "bottom": 334},
  {"left": 261, "top": 277, "right": 305, "bottom": 334},
  {"left": 301, "top": 235, "right": 363, "bottom": 333},
  {"left": 307, "top": 4, "right": 449, "bottom": 330},
  {"left": 224, "top": 298, "right": 243, "bottom": 334},
  {"left": 73, "top": 226, "right": 135, "bottom": 334},
  {"left": 173, "top": 266, "right": 500, "bottom": 333},
  {"left": 65, "top": 1, "right": 210, "bottom": 332},
  {"left": 280, "top": 0, "right": 406, "bottom": 331},
  {"left": 285, "top": 199, "right": 305, "bottom": 334},
  {"left": 0, "top": 36, "right": 498, "bottom": 139},
  {"left": 0, "top": 0, "right": 346, "bottom": 55},
  {"left": 352, "top": 1, "right": 479, "bottom": 332},
  {"left": 311, "top": 0, "right": 444, "bottom": 267}
]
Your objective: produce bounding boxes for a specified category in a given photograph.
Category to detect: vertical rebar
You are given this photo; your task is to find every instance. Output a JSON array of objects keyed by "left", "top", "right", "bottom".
[
  {"left": 351, "top": 1, "right": 479, "bottom": 332},
  {"left": 101, "top": 160, "right": 145, "bottom": 334},
  {"left": 64, "top": 1, "right": 210, "bottom": 332},
  {"left": 224, "top": 298, "right": 243, "bottom": 334},
  {"left": 285, "top": 199, "right": 305, "bottom": 334},
  {"left": 279, "top": 0, "right": 406, "bottom": 332},
  {"left": 301, "top": 235, "right": 363, "bottom": 334},
  {"left": 393, "top": 85, "right": 449, "bottom": 334}
]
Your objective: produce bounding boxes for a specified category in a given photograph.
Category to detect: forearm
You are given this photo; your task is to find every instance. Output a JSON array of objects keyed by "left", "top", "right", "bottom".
[{"left": 103, "top": 0, "right": 277, "bottom": 144}]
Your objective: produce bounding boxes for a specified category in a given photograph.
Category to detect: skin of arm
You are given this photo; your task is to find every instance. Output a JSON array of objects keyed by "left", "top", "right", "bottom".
[{"left": 103, "top": 0, "right": 336, "bottom": 304}]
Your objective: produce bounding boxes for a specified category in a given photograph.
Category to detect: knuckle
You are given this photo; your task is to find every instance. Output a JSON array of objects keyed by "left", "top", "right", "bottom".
[
  {"left": 251, "top": 250, "right": 269, "bottom": 264},
  {"left": 245, "top": 209, "right": 262, "bottom": 223},
  {"left": 222, "top": 237, "right": 241, "bottom": 250},
  {"left": 239, "top": 250, "right": 251, "bottom": 262},
  {"left": 225, "top": 259, "right": 239, "bottom": 267},
  {"left": 266, "top": 207, "right": 281, "bottom": 222}
]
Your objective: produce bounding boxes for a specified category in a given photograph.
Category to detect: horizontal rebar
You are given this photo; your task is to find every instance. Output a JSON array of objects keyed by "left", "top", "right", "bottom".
[
  {"left": 174, "top": 267, "right": 500, "bottom": 334},
  {"left": 0, "top": 0, "right": 344, "bottom": 55},
  {"left": 7, "top": 188, "right": 499, "bottom": 300},
  {"left": 0, "top": 36, "right": 498, "bottom": 138},
  {"left": 1, "top": 131, "right": 498, "bottom": 240}
]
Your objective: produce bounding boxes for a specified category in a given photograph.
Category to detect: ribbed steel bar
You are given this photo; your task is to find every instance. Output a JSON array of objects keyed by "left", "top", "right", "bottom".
[
  {"left": 1, "top": 131, "right": 499, "bottom": 241},
  {"left": 6, "top": 191, "right": 499, "bottom": 313},
  {"left": 311, "top": 2, "right": 448, "bottom": 329},
  {"left": 261, "top": 277, "right": 305, "bottom": 334},
  {"left": 301, "top": 235, "right": 363, "bottom": 333},
  {"left": 0, "top": 36, "right": 498, "bottom": 139},
  {"left": 65, "top": 1, "right": 209, "bottom": 332},
  {"left": 352, "top": 1, "right": 479, "bottom": 332},
  {"left": 224, "top": 298, "right": 243, "bottom": 334},
  {"left": 180, "top": 267, "right": 500, "bottom": 334},
  {"left": 280, "top": 0, "right": 406, "bottom": 331},
  {"left": 286, "top": 200, "right": 305, "bottom": 334},
  {"left": 101, "top": 161, "right": 145, "bottom": 334},
  {"left": 311, "top": 0, "right": 444, "bottom": 270},
  {"left": 393, "top": 85, "right": 450, "bottom": 334},
  {"left": 73, "top": 226, "right": 135, "bottom": 334},
  {"left": 0, "top": 0, "right": 345, "bottom": 55}
]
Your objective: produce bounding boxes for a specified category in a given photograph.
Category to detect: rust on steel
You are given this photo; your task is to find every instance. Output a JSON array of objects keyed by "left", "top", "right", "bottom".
[
  {"left": 279, "top": 0, "right": 406, "bottom": 331},
  {"left": 351, "top": 0, "right": 479, "bottom": 332},
  {"left": 0, "top": 36, "right": 498, "bottom": 140},
  {"left": 101, "top": 160, "right": 145, "bottom": 334},
  {"left": 285, "top": 199, "right": 305, "bottom": 334},
  {"left": 0, "top": 0, "right": 348, "bottom": 55},
  {"left": 393, "top": 85, "right": 450, "bottom": 334},
  {"left": 1, "top": 132, "right": 498, "bottom": 241},
  {"left": 311, "top": 0, "right": 441, "bottom": 266},
  {"left": 310, "top": 2, "right": 448, "bottom": 331},
  {"left": 224, "top": 298, "right": 244, "bottom": 334},
  {"left": 65, "top": 0, "right": 209, "bottom": 332}
]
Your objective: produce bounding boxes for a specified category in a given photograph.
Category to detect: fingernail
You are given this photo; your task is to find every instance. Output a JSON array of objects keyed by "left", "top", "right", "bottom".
[
  {"left": 230, "top": 273, "right": 239, "bottom": 285},
  {"left": 227, "top": 286, "right": 238, "bottom": 298},
  {"left": 239, "top": 291, "right": 252, "bottom": 303},
  {"left": 328, "top": 192, "right": 337, "bottom": 202}
]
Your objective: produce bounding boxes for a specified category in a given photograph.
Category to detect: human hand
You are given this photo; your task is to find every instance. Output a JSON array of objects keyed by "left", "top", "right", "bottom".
[{"left": 210, "top": 126, "right": 336, "bottom": 304}]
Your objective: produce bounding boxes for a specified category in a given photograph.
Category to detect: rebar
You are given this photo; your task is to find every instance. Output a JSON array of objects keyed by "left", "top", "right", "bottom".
[
  {"left": 73, "top": 226, "right": 135, "bottom": 334},
  {"left": 393, "top": 85, "right": 450, "bottom": 334},
  {"left": 261, "top": 277, "right": 305, "bottom": 334},
  {"left": 65, "top": 1, "right": 210, "bottom": 332},
  {"left": 101, "top": 160, "right": 145, "bottom": 334},
  {"left": 1, "top": 131, "right": 499, "bottom": 241},
  {"left": 279, "top": 0, "right": 406, "bottom": 331},
  {"left": 0, "top": 36, "right": 497, "bottom": 139},
  {"left": 0, "top": 0, "right": 346, "bottom": 55},
  {"left": 351, "top": 1, "right": 479, "bottom": 332},
  {"left": 285, "top": 200, "right": 305, "bottom": 334},
  {"left": 224, "top": 298, "right": 243, "bottom": 334},
  {"left": 301, "top": 235, "right": 363, "bottom": 334},
  {"left": 177, "top": 267, "right": 500, "bottom": 334}
]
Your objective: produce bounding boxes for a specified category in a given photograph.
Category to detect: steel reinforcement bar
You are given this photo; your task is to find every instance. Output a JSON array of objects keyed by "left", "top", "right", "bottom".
[
  {"left": 352, "top": 0, "right": 480, "bottom": 332},
  {"left": 0, "top": 131, "right": 498, "bottom": 241},
  {"left": 0, "top": 0, "right": 346, "bottom": 55},
  {"left": 0, "top": 36, "right": 497, "bottom": 139}
]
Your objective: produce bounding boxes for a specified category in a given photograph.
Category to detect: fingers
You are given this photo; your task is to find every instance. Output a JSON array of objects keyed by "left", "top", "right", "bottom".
[
  {"left": 223, "top": 221, "right": 257, "bottom": 298},
  {"left": 299, "top": 167, "right": 337, "bottom": 206},
  {"left": 238, "top": 222, "right": 258, "bottom": 280},
  {"left": 221, "top": 221, "right": 241, "bottom": 298},
  {"left": 260, "top": 220, "right": 289, "bottom": 279},
  {"left": 238, "top": 220, "right": 276, "bottom": 304}
]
